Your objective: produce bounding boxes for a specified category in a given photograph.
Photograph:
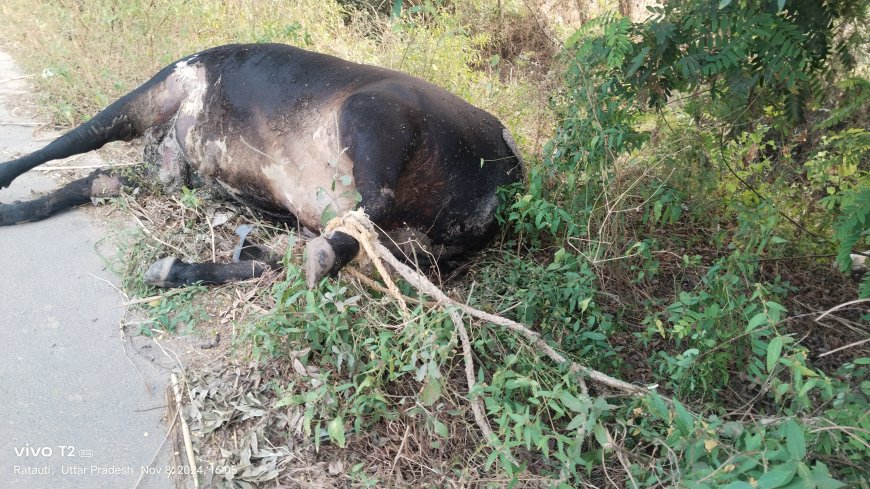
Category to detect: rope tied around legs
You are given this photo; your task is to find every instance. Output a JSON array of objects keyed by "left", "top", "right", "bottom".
[
  {"left": 322, "top": 209, "right": 648, "bottom": 397},
  {"left": 324, "top": 209, "right": 409, "bottom": 316}
]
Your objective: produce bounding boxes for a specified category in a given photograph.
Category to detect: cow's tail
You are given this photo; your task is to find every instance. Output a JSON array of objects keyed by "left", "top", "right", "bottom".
[{"left": 0, "top": 59, "right": 193, "bottom": 190}]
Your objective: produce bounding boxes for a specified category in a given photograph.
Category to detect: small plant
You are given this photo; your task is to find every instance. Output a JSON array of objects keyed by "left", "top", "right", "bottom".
[{"left": 143, "top": 285, "right": 209, "bottom": 335}]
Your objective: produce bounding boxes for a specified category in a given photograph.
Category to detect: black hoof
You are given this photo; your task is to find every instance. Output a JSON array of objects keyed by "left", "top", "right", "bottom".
[
  {"left": 0, "top": 169, "right": 17, "bottom": 190},
  {"left": 144, "top": 257, "right": 179, "bottom": 288},
  {"left": 304, "top": 236, "right": 335, "bottom": 289}
]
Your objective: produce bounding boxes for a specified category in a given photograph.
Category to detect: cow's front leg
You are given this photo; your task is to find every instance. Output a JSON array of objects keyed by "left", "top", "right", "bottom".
[
  {"left": 143, "top": 257, "right": 270, "bottom": 288},
  {"left": 143, "top": 242, "right": 282, "bottom": 288}
]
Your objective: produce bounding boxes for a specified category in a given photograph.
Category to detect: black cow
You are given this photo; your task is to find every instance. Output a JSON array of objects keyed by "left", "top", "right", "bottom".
[{"left": 0, "top": 44, "right": 523, "bottom": 288}]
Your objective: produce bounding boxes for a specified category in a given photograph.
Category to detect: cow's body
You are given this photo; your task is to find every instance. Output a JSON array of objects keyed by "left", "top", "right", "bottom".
[{"left": 0, "top": 44, "right": 523, "bottom": 287}]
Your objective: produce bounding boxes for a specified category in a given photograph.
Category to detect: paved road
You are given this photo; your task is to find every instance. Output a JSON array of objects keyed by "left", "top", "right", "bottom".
[{"left": 0, "top": 50, "right": 176, "bottom": 489}]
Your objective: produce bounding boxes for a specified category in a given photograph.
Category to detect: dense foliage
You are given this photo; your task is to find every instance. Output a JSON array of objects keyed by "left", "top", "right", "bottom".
[{"left": 492, "top": 0, "right": 870, "bottom": 486}]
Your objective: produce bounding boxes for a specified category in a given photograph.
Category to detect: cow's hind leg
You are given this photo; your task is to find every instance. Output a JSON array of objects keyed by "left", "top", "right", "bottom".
[
  {"left": 0, "top": 61, "right": 186, "bottom": 190},
  {"left": 0, "top": 170, "right": 126, "bottom": 226}
]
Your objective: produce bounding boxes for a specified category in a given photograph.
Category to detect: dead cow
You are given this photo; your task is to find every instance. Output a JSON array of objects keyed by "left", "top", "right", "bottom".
[{"left": 0, "top": 44, "right": 523, "bottom": 288}]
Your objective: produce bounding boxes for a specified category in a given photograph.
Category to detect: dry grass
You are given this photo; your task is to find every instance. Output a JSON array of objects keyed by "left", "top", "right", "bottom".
[{"left": 0, "top": 0, "right": 556, "bottom": 154}]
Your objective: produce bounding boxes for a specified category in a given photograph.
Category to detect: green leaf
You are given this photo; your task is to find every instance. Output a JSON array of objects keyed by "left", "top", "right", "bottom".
[
  {"left": 566, "top": 413, "right": 587, "bottom": 431},
  {"left": 758, "top": 461, "right": 798, "bottom": 488},
  {"left": 646, "top": 392, "right": 669, "bottom": 420},
  {"left": 625, "top": 47, "right": 650, "bottom": 77},
  {"left": 777, "top": 0, "right": 786, "bottom": 11},
  {"left": 559, "top": 390, "right": 590, "bottom": 413},
  {"left": 420, "top": 378, "right": 442, "bottom": 406},
  {"left": 784, "top": 420, "right": 806, "bottom": 460},
  {"left": 768, "top": 336, "right": 785, "bottom": 373},
  {"left": 719, "top": 0, "right": 733, "bottom": 9},
  {"left": 722, "top": 482, "right": 754, "bottom": 489},
  {"left": 747, "top": 312, "right": 768, "bottom": 332},
  {"left": 433, "top": 419, "right": 449, "bottom": 438},
  {"left": 593, "top": 422, "right": 609, "bottom": 446},
  {"left": 811, "top": 463, "right": 845, "bottom": 489},
  {"left": 328, "top": 417, "right": 346, "bottom": 448},
  {"left": 673, "top": 399, "right": 694, "bottom": 435},
  {"left": 337, "top": 174, "right": 353, "bottom": 186}
]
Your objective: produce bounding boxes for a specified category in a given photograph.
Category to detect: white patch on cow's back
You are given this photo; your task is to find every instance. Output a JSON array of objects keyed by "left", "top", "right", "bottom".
[{"left": 171, "top": 60, "right": 208, "bottom": 149}]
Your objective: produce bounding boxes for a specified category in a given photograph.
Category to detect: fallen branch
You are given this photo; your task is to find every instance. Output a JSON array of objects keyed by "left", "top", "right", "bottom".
[
  {"left": 326, "top": 210, "right": 647, "bottom": 397},
  {"left": 817, "top": 338, "right": 870, "bottom": 358},
  {"left": 170, "top": 373, "right": 199, "bottom": 489},
  {"left": 816, "top": 298, "right": 870, "bottom": 321},
  {"left": 449, "top": 308, "right": 495, "bottom": 441}
]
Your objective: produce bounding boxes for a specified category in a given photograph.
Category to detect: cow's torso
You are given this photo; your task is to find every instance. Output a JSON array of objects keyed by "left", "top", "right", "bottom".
[{"left": 145, "top": 44, "right": 522, "bottom": 257}]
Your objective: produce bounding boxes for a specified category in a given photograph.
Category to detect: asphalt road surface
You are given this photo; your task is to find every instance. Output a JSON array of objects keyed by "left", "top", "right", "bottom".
[{"left": 0, "top": 49, "right": 177, "bottom": 489}]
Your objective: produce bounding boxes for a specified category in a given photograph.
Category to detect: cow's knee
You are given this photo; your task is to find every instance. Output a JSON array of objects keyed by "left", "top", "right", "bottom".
[{"left": 304, "top": 231, "right": 360, "bottom": 288}]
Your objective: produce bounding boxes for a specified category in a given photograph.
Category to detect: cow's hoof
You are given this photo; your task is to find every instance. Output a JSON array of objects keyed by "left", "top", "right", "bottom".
[
  {"left": 144, "top": 256, "right": 178, "bottom": 288},
  {"left": 304, "top": 236, "right": 335, "bottom": 289},
  {"left": 0, "top": 169, "right": 16, "bottom": 190}
]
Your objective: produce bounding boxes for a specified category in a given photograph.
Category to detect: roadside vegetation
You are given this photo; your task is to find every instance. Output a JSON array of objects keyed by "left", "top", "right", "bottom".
[{"left": 1, "top": 0, "right": 867, "bottom": 487}]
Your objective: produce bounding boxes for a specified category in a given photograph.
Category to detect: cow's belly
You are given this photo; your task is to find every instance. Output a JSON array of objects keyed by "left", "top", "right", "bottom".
[{"left": 178, "top": 107, "right": 358, "bottom": 230}]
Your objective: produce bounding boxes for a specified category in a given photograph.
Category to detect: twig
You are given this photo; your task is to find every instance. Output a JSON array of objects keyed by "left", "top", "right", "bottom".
[
  {"left": 170, "top": 373, "right": 199, "bottom": 489},
  {"left": 754, "top": 253, "right": 838, "bottom": 262},
  {"left": 206, "top": 211, "right": 217, "bottom": 263},
  {"left": 130, "top": 211, "right": 189, "bottom": 258},
  {"left": 606, "top": 427, "right": 639, "bottom": 489},
  {"left": 817, "top": 338, "right": 870, "bottom": 358},
  {"left": 120, "top": 294, "right": 165, "bottom": 307},
  {"left": 389, "top": 424, "right": 411, "bottom": 476},
  {"left": 449, "top": 309, "right": 495, "bottom": 441},
  {"left": 34, "top": 162, "right": 140, "bottom": 171},
  {"left": 716, "top": 133, "right": 829, "bottom": 242},
  {"left": 344, "top": 266, "right": 436, "bottom": 307},
  {"left": 131, "top": 411, "right": 179, "bottom": 489},
  {"left": 88, "top": 273, "right": 129, "bottom": 301},
  {"left": 816, "top": 298, "right": 870, "bottom": 321},
  {"left": 0, "top": 74, "right": 32, "bottom": 84}
]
